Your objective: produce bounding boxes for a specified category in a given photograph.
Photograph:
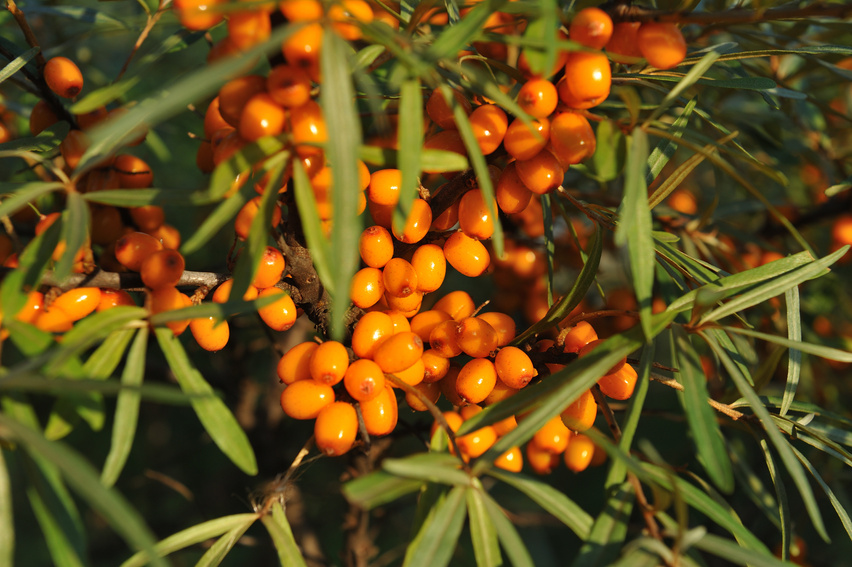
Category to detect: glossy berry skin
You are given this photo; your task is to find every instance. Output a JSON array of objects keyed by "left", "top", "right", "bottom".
[
  {"left": 280, "top": 380, "right": 335, "bottom": 420},
  {"left": 29, "top": 100, "right": 59, "bottom": 135},
  {"left": 477, "top": 312, "right": 516, "bottom": 346},
  {"left": 218, "top": 75, "right": 267, "bottom": 127},
  {"left": 190, "top": 316, "right": 230, "bottom": 352},
  {"left": 456, "top": 358, "right": 497, "bottom": 404},
  {"left": 52, "top": 287, "right": 101, "bottom": 321},
  {"left": 350, "top": 267, "right": 385, "bottom": 309},
  {"left": 252, "top": 246, "right": 286, "bottom": 289},
  {"left": 382, "top": 258, "right": 418, "bottom": 298},
  {"left": 515, "top": 149, "right": 563, "bottom": 194},
  {"left": 344, "top": 359, "right": 386, "bottom": 402},
  {"left": 359, "top": 385, "right": 398, "bottom": 436},
  {"left": 517, "top": 79, "right": 558, "bottom": 119},
  {"left": 606, "top": 22, "right": 643, "bottom": 62},
  {"left": 469, "top": 104, "right": 508, "bottom": 155},
  {"left": 526, "top": 441, "right": 560, "bottom": 475},
  {"left": 149, "top": 286, "right": 191, "bottom": 336},
  {"left": 277, "top": 342, "right": 319, "bottom": 384},
  {"left": 494, "top": 346, "right": 537, "bottom": 389},
  {"left": 267, "top": 64, "right": 312, "bottom": 108},
  {"left": 212, "top": 278, "right": 258, "bottom": 303},
  {"left": 140, "top": 249, "right": 185, "bottom": 290},
  {"left": 443, "top": 231, "right": 490, "bottom": 277},
  {"left": 34, "top": 306, "right": 73, "bottom": 333},
  {"left": 560, "top": 388, "right": 597, "bottom": 432},
  {"left": 458, "top": 189, "right": 495, "bottom": 240},
  {"left": 392, "top": 198, "right": 432, "bottom": 244},
  {"left": 290, "top": 100, "right": 327, "bottom": 157},
  {"left": 374, "top": 332, "right": 424, "bottom": 374},
  {"left": 410, "top": 244, "right": 446, "bottom": 293},
  {"left": 504, "top": 117, "right": 550, "bottom": 162},
  {"left": 227, "top": 9, "right": 271, "bottom": 50},
  {"left": 550, "top": 112, "right": 596, "bottom": 166},
  {"left": 456, "top": 317, "right": 499, "bottom": 358},
  {"left": 314, "top": 402, "right": 358, "bottom": 456},
  {"left": 13, "top": 291, "right": 44, "bottom": 324},
  {"left": 598, "top": 363, "right": 638, "bottom": 400},
  {"left": 359, "top": 225, "right": 394, "bottom": 268},
  {"left": 569, "top": 7, "right": 613, "bottom": 50},
  {"left": 494, "top": 446, "right": 523, "bottom": 472},
  {"left": 234, "top": 196, "right": 282, "bottom": 240},
  {"left": 429, "top": 319, "right": 464, "bottom": 358},
  {"left": 564, "top": 433, "right": 595, "bottom": 472},
  {"left": 392, "top": 357, "right": 425, "bottom": 387},
  {"left": 309, "top": 340, "right": 350, "bottom": 386},
  {"left": 44, "top": 57, "right": 84, "bottom": 98},
  {"left": 351, "top": 311, "right": 394, "bottom": 359},
  {"left": 404, "top": 381, "right": 441, "bottom": 412},
  {"left": 410, "top": 310, "right": 452, "bottom": 343},
  {"left": 562, "top": 321, "right": 598, "bottom": 353},
  {"left": 239, "top": 93, "right": 287, "bottom": 142},
  {"left": 114, "top": 154, "right": 154, "bottom": 188},
  {"left": 173, "top": 0, "right": 224, "bottom": 30},
  {"left": 367, "top": 169, "right": 402, "bottom": 206},
  {"left": 559, "top": 52, "right": 611, "bottom": 109},
  {"left": 531, "top": 415, "right": 571, "bottom": 454},
  {"left": 257, "top": 288, "right": 297, "bottom": 331},
  {"left": 495, "top": 162, "right": 534, "bottom": 214},
  {"left": 637, "top": 23, "right": 687, "bottom": 70},
  {"left": 421, "top": 349, "right": 450, "bottom": 383},
  {"left": 457, "top": 424, "right": 498, "bottom": 459},
  {"left": 426, "top": 88, "right": 471, "bottom": 130}
]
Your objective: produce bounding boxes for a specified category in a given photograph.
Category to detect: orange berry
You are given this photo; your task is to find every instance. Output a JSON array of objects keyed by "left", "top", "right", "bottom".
[
  {"left": 279, "top": 0, "right": 322, "bottom": 21},
  {"left": 282, "top": 23, "right": 323, "bottom": 81},
  {"left": 367, "top": 169, "right": 402, "bottom": 206},
  {"left": 569, "top": 7, "right": 613, "bottom": 50},
  {"left": 89, "top": 206, "right": 125, "bottom": 246},
  {"left": 350, "top": 267, "right": 385, "bottom": 309},
  {"left": 351, "top": 311, "right": 394, "bottom": 359},
  {"left": 482, "top": 379, "right": 518, "bottom": 406},
  {"left": 410, "top": 244, "right": 446, "bottom": 293},
  {"left": 433, "top": 290, "right": 475, "bottom": 321},
  {"left": 606, "top": 22, "right": 642, "bottom": 62},
  {"left": 832, "top": 214, "right": 852, "bottom": 246},
  {"left": 392, "top": 357, "right": 425, "bottom": 387},
  {"left": 96, "top": 289, "right": 135, "bottom": 312},
  {"left": 52, "top": 287, "right": 101, "bottom": 321},
  {"left": 190, "top": 316, "right": 230, "bottom": 352},
  {"left": 495, "top": 162, "right": 533, "bottom": 214},
  {"left": 564, "top": 433, "right": 595, "bottom": 472},
  {"left": 504, "top": 117, "right": 550, "bottom": 162},
  {"left": 515, "top": 149, "right": 563, "bottom": 194},
  {"left": 29, "top": 100, "right": 59, "bottom": 135},
  {"left": 204, "top": 97, "right": 229, "bottom": 138},
  {"left": 368, "top": 200, "right": 394, "bottom": 230},
  {"left": 559, "top": 52, "right": 611, "bottom": 109},
  {"left": 382, "top": 258, "right": 418, "bottom": 298},
  {"left": 344, "top": 359, "right": 386, "bottom": 402},
  {"left": 384, "top": 290, "right": 423, "bottom": 317},
  {"left": 277, "top": 341, "right": 319, "bottom": 384},
  {"left": 140, "top": 249, "right": 185, "bottom": 290},
  {"left": 149, "top": 286, "right": 191, "bottom": 335},
  {"left": 598, "top": 363, "right": 638, "bottom": 400},
  {"left": 76, "top": 106, "right": 109, "bottom": 130},
  {"left": 218, "top": 75, "right": 267, "bottom": 127},
  {"left": 235, "top": 196, "right": 282, "bottom": 240},
  {"left": 517, "top": 79, "right": 558, "bottom": 119},
  {"left": 360, "top": 384, "right": 398, "bottom": 436},
  {"left": 469, "top": 104, "right": 508, "bottom": 155},
  {"left": 429, "top": 319, "right": 464, "bottom": 358},
  {"left": 267, "top": 64, "right": 312, "bottom": 108},
  {"left": 212, "top": 278, "right": 259, "bottom": 303},
  {"left": 422, "top": 349, "right": 450, "bottom": 383},
  {"left": 430, "top": 410, "right": 464, "bottom": 443},
  {"left": 457, "top": 424, "right": 497, "bottom": 459},
  {"left": 113, "top": 154, "right": 154, "bottom": 189},
  {"left": 493, "top": 414, "right": 518, "bottom": 437},
  {"left": 437, "top": 366, "right": 464, "bottom": 406},
  {"left": 13, "top": 291, "right": 44, "bottom": 324},
  {"left": 667, "top": 189, "right": 698, "bottom": 215},
  {"left": 456, "top": 317, "right": 499, "bottom": 358},
  {"left": 239, "top": 93, "right": 287, "bottom": 142},
  {"left": 227, "top": 9, "right": 271, "bottom": 51},
  {"left": 443, "top": 230, "right": 490, "bottom": 277},
  {"left": 426, "top": 88, "right": 471, "bottom": 130},
  {"left": 44, "top": 57, "right": 83, "bottom": 99},
  {"left": 280, "top": 379, "right": 335, "bottom": 420},
  {"left": 60, "top": 129, "right": 89, "bottom": 170},
  {"left": 562, "top": 320, "right": 598, "bottom": 353},
  {"left": 494, "top": 446, "right": 523, "bottom": 472},
  {"left": 257, "top": 287, "right": 298, "bottom": 331},
  {"left": 392, "top": 198, "right": 432, "bottom": 244},
  {"left": 560, "top": 388, "right": 597, "bottom": 432},
  {"left": 494, "top": 346, "right": 537, "bottom": 389},
  {"left": 129, "top": 205, "right": 165, "bottom": 233},
  {"left": 550, "top": 112, "right": 596, "bottom": 166},
  {"left": 328, "top": 0, "right": 373, "bottom": 41},
  {"left": 637, "top": 23, "right": 687, "bottom": 70},
  {"left": 309, "top": 340, "right": 350, "bottom": 386},
  {"left": 173, "top": 0, "right": 224, "bottom": 30},
  {"left": 477, "top": 312, "right": 516, "bottom": 346},
  {"left": 410, "top": 309, "right": 452, "bottom": 343},
  {"left": 315, "top": 402, "right": 358, "bottom": 456},
  {"left": 374, "top": 331, "right": 424, "bottom": 373},
  {"left": 34, "top": 305, "right": 73, "bottom": 333},
  {"left": 531, "top": 415, "right": 571, "bottom": 454},
  {"left": 526, "top": 441, "right": 560, "bottom": 474},
  {"left": 359, "top": 225, "right": 394, "bottom": 268},
  {"left": 405, "top": 381, "right": 442, "bottom": 412},
  {"left": 252, "top": 246, "right": 286, "bottom": 289},
  {"left": 290, "top": 99, "right": 327, "bottom": 156},
  {"left": 455, "top": 358, "right": 497, "bottom": 404}
]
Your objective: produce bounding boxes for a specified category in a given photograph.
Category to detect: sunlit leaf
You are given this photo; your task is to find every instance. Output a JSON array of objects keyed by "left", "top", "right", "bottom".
[
  {"left": 260, "top": 504, "right": 307, "bottom": 567},
  {"left": 480, "top": 490, "right": 535, "bottom": 567},
  {"left": 403, "top": 485, "right": 467, "bottom": 567},
  {"left": 466, "top": 483, "right": 501, "bottom": 567}
]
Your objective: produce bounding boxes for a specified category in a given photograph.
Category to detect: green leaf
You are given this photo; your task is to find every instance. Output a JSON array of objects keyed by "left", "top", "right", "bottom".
[
  {"left": 0, "top": 181, "right": 64, "bottom": 224},
  {"left": 148, "top": 293, "right": 281, "bottom": 326},
  {"left": 194, "top": 519, "right": 254, "bottom": 567},
  {"left": 518, "top": 0, "right": 558, "bottom": 77},
  {"left": 394, "top": 77, "right": 424, "bottom": 235},
  {"left": 791, "top": 445, "right": 852, "bottom": 543},
  {"left": 781, "top": 287, "right": 801, "bottom": 417},
  {"left": 466, "top": 483, "right": 502, "bottom": 567},
  {"left": 292, "top": 154, "right": 334, "bottom": 295},
  {"left": 180, "top": 181, "right": 252, "bottom": 256},
  {"left": 0, "top": 45, "right": 39, "bottom": 84},
  {"left": 729, "top": 443, "right": 781, "bottom": 529},
  {"left": 359, "top": 146, "right": 469, "bottom": 175},
  {"left": 690, "top": 532, "right": 796, "bottom": 567},
  {"left": 425, "top": 0, "right": 506, "bottom": 63},
  {"left": 70, "top": 76, "right": 142, "bottom": 114},
  {"left": 760, "top": 438, "right": 790, "bottom": 562},
  {"left": 5, "top": 319, "right": 54, "bottom": 357},
  {"left": 571, "top": 482, "right": 635, "bottom": 567},
  {"left": 83, "top": 188, "right": 209, "bottom": 207},
  {"left": 673, "top": 328, "right": 734, "bottom": 493},
  {"left": 206, "top": 137, "right": 285, "bottom": 201},
  {"left": 342, "top": 470, "right": 424, "bottom": 510},
  {"left": 646, "top": 98, "right": 697, "bottom": 185},
  {"left": 260, "top": 504, "right": 307, "bottom": 567},
  {"left": 722, "top": 326, "right": 852, "bottom": 362},
  {"left": 102, "top": 328, "right": 148, "bottom": 487},
  {"left": 382, "top": 453, "right": 469, "bottom": 486},
  {"left": 644, "top": 50, "right": 721, "bottom": 126},
  {"left": 155, "top": 328, "right": 258, "bottom": 476},
  {"left": 25, "top": 471, "right": 87, "bottom": 567},
  {"left": 0, "top": 414, "right": 165, "bottom": 567},
  {"left": 0, "top": 122, "right": 71, "bottom": 154},
  {"left": 703, "top": 332, "right": 829, "bottom": 542},
  {"left": 0, "top": 450, "right": 12, "bottom": 566},
  {"left": 616, "top": 128, "right": 654, "bottom": 341},
  {"left": 479, "top": 490, "right": 535, "bottom": 567},
  {"left": 54, "top": 192, "right": 91, "bottom": 280},
  {"left": 322, "top": 30, "right": 363, "bottom": 340},
  {"left": 120, "top": 513, "right": 259, "bottom": 567},
  {"left": 403, "top": 485, "right": 467, "bottom": 567},
  {"left": 486, "top": 470, "right": 592, "bottom": 539},
  {"left": 588, "top": 120, "right": 625, "bottom": 182}
]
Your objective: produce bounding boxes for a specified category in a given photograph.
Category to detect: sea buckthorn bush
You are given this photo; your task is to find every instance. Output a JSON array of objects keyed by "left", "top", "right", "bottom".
[{"left": 1, "top": 1, "right": 852, "bottom": 565}]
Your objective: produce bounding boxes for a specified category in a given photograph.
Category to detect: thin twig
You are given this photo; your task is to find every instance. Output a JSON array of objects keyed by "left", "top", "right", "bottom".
[
  {"left": 5, "top": 0, "right": 46, "bottom": 67},
  {"left": 649, "top": 372, "right": 745, "bottom": 420}
]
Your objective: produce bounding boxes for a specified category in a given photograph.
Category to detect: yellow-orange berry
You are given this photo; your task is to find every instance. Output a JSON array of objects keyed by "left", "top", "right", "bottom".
[
  {"left": 550, "top": 112, "right": 596, "bottom": 166},
  {"left": 516, "top": 150, "right": 563, "bottom": 195},
  {"left": 344, "top": 359, "right": 386, "bottom": 402},
  {"left": 60, "top": 129, "right": 89, "bottom": 170},
  {"left": 559, "top": 52, "right": 611, "bottom": 109},
  {"left": 458, "top": 189, "right": 495, "bottom": 240},
  {"left": 239, "top": 93, "right": 287, "bottom": 142},
  {"left": 560, "top": 388, "right": 597, "bottom": 432},
  {"left": 235, "top": 196, "right": 282, "bottom": 240},
  {"left": 173, "top": 0, "right": 224, "bottom": 30},
  {"left": 494, "top": 346, "right": 537, "bottom": 389},
  {"left": 309, "top": 340, "right": 350, "bottom": 385},
  {"left": 227, "top": 9, "right": 271, "bottom": 51},
  {"left": 279, "top": 0, "right": 322, "bottom": 22},
  {"left": 443, "top": 230, "right": 490, "bottom": 277},
  {"left": 280, "top": 379, "right": 335, "bottom": 420},
  {"left": 569, "top": 7, "right": 613, "bottom": 50},
  {"left": 496, "top": 162, "right": 533, "bottom": 214},
  {"left": 350, "top": 267, "right": 385, "bottom": 309},
  {"left": 598, "top": 363, "right": 638, "bottom": 400},
  {"left": 410, "top": 309, "right": 452, "bottom": 343},
  {"left": 252, "top": 246, "right": 286, "bottom": 289},
  {"left": 44, "top": 57, "right": 83, "bottom": 99},
  {"left": 290, "top": 100, "right": 327, "bottom": 156},
  {"left": 382, "top": 258, "right": 418, "bottom": 298},
  {"left": 391, "top": 357, "right": 426, "bottom": 387},
  {"left": 392, "top": 198, "right": 432, "bottom": 244},
  {"left": 457, "top": 424, "right": 497, "bottom": 459},
  {"left": 605, "top": 22, "right": 642, "bottom": 62},
  {"left": 431, "top": 197, "right": 460, "bottom": 230},
  {"left": 114, "top": 154, "right": 154, "bottom": 188},
  {"left": 359, "top": 225, "right": 394, "bottom": 268},
  {"left": 429, "top": 318, "right": 463, "bottom": 358},
  {"left": 212, "top": 278, "right": 259, "bottom": 303},
  {"left": 367, "top": 169, "right": 401, "bottom": 206},
  {"left": 328, "top": 0, "right": 373, "bottom": 41},
  {"left": 13, "top": 291, "right": 44, "bottom": 324},
  {"left": 267, "top": 64, "right": 312, "bottom": 108},
  {"left": 384, "top": 290, "right": 423, "bottom": 317},
  {"left": 52, "top": 287, "right": 101, "bottom": 321},
  {"left": 433, "top": 290, "right": 475, "bottom": 321},
  {"left": 218, "top": 75, "right": 266, "bottom": 127},
  {"left": 426, "top": 88, "right": 471, "bottom": 130},
  {"left": 531, "top": 415, "right": 571, "bottom": 454},
  {"left": 469, "top": 104, "right": 508, "bottom": 155},
  {"left": 526, "top": 441, "right": 560, "bottom": 474},
  {"left": 482, "top": 379, "right": 518, "bottom": 406},
  {"left": 430, "top": 410, "right": 464, "bottom": 444},
  {"left": 456, "top": 358, "right": 497, "bottom": 404},
  {"left": 477, "top": 312, "right": 515, "bottom": 346},
  {"left": 257, "top": 287, "right": 298, "bottom": 331},
  {"left": 504, "top": 117, "right": 550, "bottom": 162},
  {"left": 34, "top": 305, "right": 73, "bottom": 333},
  {"left": 517, "top": 79, "right": 558, "bottom": 119},
  {"left": 564, "top": 433, "right": 595, "bottom": 472},
  {"left": 385, "top": 310, "right": 411, "bottom": 334},
  {"left": 277, "top": 341, "right": 319, "bottom": 384},
  {"left": 637, "top": 23, "right": 687, "bottom": 70},
  {"left": 360, "top": 384, "right": 398, "bottom": 436},
  {"left": 149, "top": 286, "right": 191, "bottom": 335},
  {"left": 130, "top": 205, "right": 165, "bottom": 233},
  {"left": 374, "top": 331, "right": 424, "bottom": 373},
  {"left": 456, "top": 317, "right": 499, "bottom": 358},
  {"left": 562, "top": 320, "right": 598, "bottom": 353},
  {"left": 493, "top": 414, "right": 518, "bottom": 437},
  {"left": 140, "top": 249, "right": 185, "bottom": 290},
  {"left": 410, "top": 244, "right": 446, "bottom": 293},
  {"left": 190, "top": 316, "right": 230, "bottom": 352},
  {"left": 421, "top": 349, "right": 450, "bottom": 383},
  {"left": 351, "top": 311, "right": 394, "bottom": 359},
  {"left": 494, "top": 446, "right": 523, "bottom": 472},
  {"left": 315, "top": 401, "right": 358, "bottom": 456}
]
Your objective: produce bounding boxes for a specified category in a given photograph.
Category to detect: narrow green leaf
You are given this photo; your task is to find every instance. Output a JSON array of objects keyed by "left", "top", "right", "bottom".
[
  {"left": 148, "top": 294, "right": 280, "bottom": 326},
  {"left": 466, "top": 484, "right": 502, "bottom": 567},
  {"left": 722, "top": 326, "right": 852, "bottom": 362},
  {"left": 616, "top": 128, "right": 654, "bottom": 341},
  {"left": 690, "top": 533, "right": 796, "bottom": 567},
  {"left": 542, "top": 194, "right": 555, "bottom": 306},
  {"left": 4, "top": 319, "right": 54, "bottom": 356},
  {"left": 155, "top": 328, "right": 258, "bottom": 476},
  {"left": 194, "top": 519, "right": 255, "bottom": 567},
  {"left": 425, "top": 0, "right": 506, "bottom": 62},
  {"left": 518, "top": 0, "right": 558, "bottom": 77},
  {"left": 180, "top": 181, "right": 252, "bottom": 256},
  {"left": 394, "top": 78, "right": 424, "bottom": 234},
  {"left": 571, "top": 482, "right": 635, "bottom": 567},
  {"left": 479, "top": 491, "right": 535, "bottom": 567},
  {"left": 648, "top": 150, "right": 709, "bottom": 210},
  {"left": 206, "top": 137, "right": 285, "bottom": 201},
  {"left": 403, "top": 485, "right": 467, "bottom": 567},
  {"left": 0, "top": 375, "right": 192, "bottom": 405},
  {"left": 291, "top": 153, "right": 334, "bottom": 295},
  {"left": 322, "top": 30, "right": 363, "bottom": 340},
  {"left": 359, "top": 146, "right": 469, "bottom": 173},
  {"left": 486, "top": 470, "right": 592, "bottom": 539},
  {"left": 343, "top": 470, "right": 424, "bottom": 510},
  {"left": 645, "top": 50, "right": 720, "bottom": 125},
  {"left": 54, "top": 192, "right": 91, "bottom": 280},
  {"left": 646, "top": 98, "right": 697, "bottom": 185},
  {"left": 0, "top": 122, "right": 70, "bottom": 154},
  {"left": 760, "top": 438, "right": 790, "bottom": 562},
  {"left": 0, "top": 415, "right": 164, "bottom": 567},
  {"left": 70, "top": 76, "right": 141, "bottom": 114},
  {"left": 102, "top": 327, "right": 148, "bottom": 487},
  {"left": 0, "top": 45, "right": 39, "bottom": 84},
  {"left": 0, "top": 181, "right": 61, "bottom": 238},
  {"left": 703, "top": 333, "right": 829, "bottom": 542},
  {"left": 25, "top": 479, "right": 87, "bottom": 567},
  {"left": 83, "top": 188, "right": 209, "bottom": 207},
  {"left": 0, "top": 450, "right": 14, "bottom": 567},
  {"left": 120, "top": 513, "right": 259, "bottom": 567},
  {"left": 673, "top": 328, "right": 734, "bottom": 493},
  {"left": 588, "top": 120, "right": 625, "bottom": 182},
  {"left": 729, "top": 443, "right": 780, "bottom": 529},
  {"left": 382, "top": 453, "right": 469, "bottom": 486},
  {"left": 791, "top": 445, "right": 852, "bottom": 543},
  {"left": 781, "top": 287, "right": 801, "bottom": 417}
]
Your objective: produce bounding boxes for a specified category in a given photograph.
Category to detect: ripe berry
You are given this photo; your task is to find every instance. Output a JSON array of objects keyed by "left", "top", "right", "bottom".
[
  {"left": 456, "top": 317, "right": 499, "bottom": 358},
  {"left": 234, "top": 196, "right": 282, "bottom": 240},
  {"left": 569, "top": 7, "right": 613, "bottom": 50},
  {"left": 350, "top": 267, "right": 385, "bottom": 309},
  {"left": 504, "top": 117, "right": 551, "bottom": 162},
  {"left": 227, "top": 9, "right": 271, "bottom": 51},
  {"left": 267, "top": 64, "right": 312, "bottom": 108},
  {"left": 34, "top": 305, "right": 73, "bottom": 333},
  {"left": 516, "top": 149, "right": 564, "bottom": 194},
  {"left": 564, "top": 433, "right": 595, "bottom": 472},
  {"left": 130, "top": 205, "right": 165, "bottom": 233},
  {"left": 550, "top": 112, "right": 596, "bottom": 165},
  {"left": 605, "top": 22, "right": 643, "bottom": 62},
  {"left": 279, "top": 0, "right": 322, "bottom": 22},
  {"left": 368, "top": 169, "right": 402, "bottom": 206},
  {"left": 218, "top": 75, "right": 267, "bottom": 127},
  {"left": 140, "top": 249, "right": 185, "bottom": 290},
  {"left": 429, "top": 319, "right": 464, "bottom": 358},
  {"left": 405, "top": 381, "right": 442, "bottom": 412},
  {"left": 493, "top": 414, "right": 518, "bottom": 437},
  {"left": 257, "top": 287, "right": 297, "bottom": 331},
  {"left": 173, "top": 0, "right": 224, "bottom": 30},
  {"left": 494, "top": 346, "right": 537, "bottom": 389},
  {"left": 360, "top": 384, "right": 399, "bottom": 437},
  {"left": 280, "top": 379, "right": 335, "bottom": 420},
  {"left": 114, "top": 154, "right": 154, "bottom": 188},
  {"left": 212, "top": 278, "right": 259, "bottom": 304},
  {"left": 598, "top": 363, "right": 638, "bottom": 400},
  {"left": 431, "top": 197, "right": 460, "bottom": 230},
  {"left": 422, "top": 349, "right": 450, "bottom": 383},
  {"left": 315, "top": 402, "right": 358, "bottom": 456},
  {"left": 423, "top": 130, "right": 467, "bottom": 176},
  {"left": 526, "top": 441, "right": 560, "bottom": 474},
  {"left": 350, "top": 311, "right": 393, "bottom": 359},
  {"left": 433, "top": 290, "right": 475, "bottom": 321},
  {"left": 494, "top": 446, "right": 523, "bottom": 472},
  {"left": 309, "top": 340, "right": 350, "bottom": 385},
  {"left": 149, "top": 286, "right": 192, "bottom": 335},
  {"left": 637, "top": 23, "right": 687, "bottom": 70},
  {"left": 495, "top": 162, "right": 533, "bottom": 214},
  {"left": 60, "top": 129, "right": 89, "bottom": 170},
  {"left": 392, "top": 198, "right": 432, "bottom": 244},
  {"left": 384, "top": 290, "right": 423, "bottom": 317},
  {"left": 457, "top": 424, "right": 497, "bottom": 459},
  {"left": 344, "top": 359, "right": 386, "bottom": 402},
  {"left": 517, "top": 79, "right": 558, "bottom": 119},
  {"left": 562, "top": 320, "right": 598, "bottom": 353},
  {"left": 44, "top": 57, "right": 84, "bottom": 99},
  {"left": 277, "top": 341, "right": 319, "bottom": 384},
  {"left": 410, "top": 244, "right": 447, "bottom": 293},
  {"left": 410, "top": 309, "right": 452, "bottom": 342},
  {"left": 443, "top": 230, "right": 490, "bottom": 277},
  {"left": 382, "top": 258, "right": 418, "bottom": 298},
  {"left": 482, "top": 379, "right": 518, "bottom": 406},
  {"left": 282, "top": 22, "right": 323, "bottom": 80},
  {"left": 239, "top": 93, "right": 287, "bottom": 142},
  {"left": 52, "top": 287, "right": 101, "bottom": 321},
  {"left": 190, "top": 316, "right": 230, "bottom": 352},
  {"left": 559, "top": 52, "right": 611, "bottom": 109},
  {"left": 374, "top": 331, "right": 424, "bottom": 373},
  {"left": 469, "top": 104, "right": 508, "bottom": 155},
  {"left": 426, "top": 88, "right": 471, "bottom": 130},
  {"left": 477, "top": 312, "right": 516, "bottom": 346},
  {"left": 455, "top": 358, "right": 497, "bottom": 404},
  {"left": 252, "top": 246, "right": 286, "bottom": 289},
  {"left": 29, "top": 100, "right": 59, "bottom": 135},
  {"left": 560, "top": 388, "right": 597, "bottom": 432},
  {"left": 531, "top": 415, "right": 571, "bottom": 454},
  {"left": 328, "top": 0, "right": 373, "bottom": 41},
  {"left": 359, "top": 225, "right": 394, "bottom": 268},
  {"left": 204, "top": 97, "right": 229, "bottom": 138},
  {"left": 392, "top": 357, "right": 426, "bottom": 387},
  {"left": 430, "top": 410, "right": 463, "bottom": 445},
  {"left": 458, "top": 189, "right": 496, "bottom": 240},
  {"left": 13, "top": 291, "right": 44, "bottom": 324},
  {"left": 290, "top": 100, "right": 327, "bottom": 156}
]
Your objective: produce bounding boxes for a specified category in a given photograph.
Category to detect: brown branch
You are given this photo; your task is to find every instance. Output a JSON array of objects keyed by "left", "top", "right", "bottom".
[
  {"left": 591, "top": 385, "right": 622, "bottom": 442},
  {"left": 115, "top": 3, "right": 167, "bottom": 81},
  {"left": 649, "top": 372, "right": 745, "bottom": 421},
  {"left": 609, "top": 1, "right": 852, "bottom": 26},
  {"left": 5, "top": 0, "right": 46, "bottom": 67}
]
